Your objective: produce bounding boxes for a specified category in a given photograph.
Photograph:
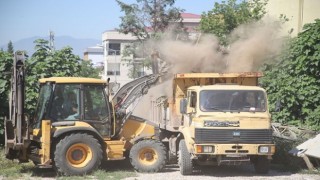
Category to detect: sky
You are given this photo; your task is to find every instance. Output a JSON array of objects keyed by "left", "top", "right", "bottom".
[{"left": 0, "top": 0, "right": 219, "bottom": 44}]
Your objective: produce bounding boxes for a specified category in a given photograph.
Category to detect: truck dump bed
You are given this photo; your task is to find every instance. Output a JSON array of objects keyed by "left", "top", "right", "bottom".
[{"left": 151, "top": 72, "right": 263, "bottom": 131}]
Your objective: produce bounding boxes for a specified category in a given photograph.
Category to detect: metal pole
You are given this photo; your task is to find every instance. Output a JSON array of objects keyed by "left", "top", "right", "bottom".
[{"left": 114, "top": 50, "right": 117, "bottom": 82}]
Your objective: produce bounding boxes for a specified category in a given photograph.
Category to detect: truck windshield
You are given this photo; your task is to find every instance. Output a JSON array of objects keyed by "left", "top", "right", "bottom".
[
  {"left": 200, "top": 90, "right": 267, "bottom": 112},
  {"left": 33, "top": 84, "right": 52, "bottom": 128}
]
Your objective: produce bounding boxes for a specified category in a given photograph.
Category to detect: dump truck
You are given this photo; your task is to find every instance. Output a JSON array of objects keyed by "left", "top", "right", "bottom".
[
  {"left": 149, "top": 72, "right": 275, "bottom": 175},
  {"left": 4, "top": 52, "right": 167, "bottom": 175}
]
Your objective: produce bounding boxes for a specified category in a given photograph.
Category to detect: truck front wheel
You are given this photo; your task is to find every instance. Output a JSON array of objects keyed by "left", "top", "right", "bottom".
[
  {"left": 178, "top": 139, "right": 193, "bottom": 175},
  {"left": 54, "top": 133, "right": 103, "bottom": 176},
  {"left": 253, "top": 156, "right": 270, "bottom": 174},
  {"left": 129, "top": 139, "right": 167, "bottom": 172}
]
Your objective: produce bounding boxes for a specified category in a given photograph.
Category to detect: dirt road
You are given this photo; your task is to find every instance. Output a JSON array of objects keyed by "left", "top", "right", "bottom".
[
  {"left": 125, "top": 164, "right": 320, "bottom": 180},
  {"left": 1, "top": 160, "right": 319, "bottom": 179}
]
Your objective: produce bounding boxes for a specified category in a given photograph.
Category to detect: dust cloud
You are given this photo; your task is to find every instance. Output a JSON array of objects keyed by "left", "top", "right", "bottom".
[
  {"left": 133, "top": 20, "right": 283, "bottom": 118},
  {"left": 155, "top": 34, "right": 224, "bottom": 74},
  {"left": 133, "top": 80, "right": 171, "bottom": 118},
  {"left": 225, "top": 20, "right": 283, "bottom": 72},
  {"left": 152, "top": 20, "right": 283, "bottom": 74}
]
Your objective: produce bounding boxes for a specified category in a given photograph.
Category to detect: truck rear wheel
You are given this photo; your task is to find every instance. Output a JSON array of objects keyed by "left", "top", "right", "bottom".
[
  {"left": 54, "top": 133, "right": 102, "bottom": 176},
  {"left": 253, "top": 156, "right": 270, "bottom": 174},
  {"left": 129, "top": 139, "right": 167, "bottom": 172},
  {"left": 178, "top": 139, "right": 193, "bottom": 175}
]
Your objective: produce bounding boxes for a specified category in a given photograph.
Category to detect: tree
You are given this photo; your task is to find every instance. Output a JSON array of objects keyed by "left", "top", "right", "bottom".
[
  {"left": 0, "top": 51, "right": 13, "bottom": 141},
  {"left": 7, "top": 41, "right": 14, "bottom": 55},
  {"left": 116, "top": 0, "right": 183, "bottom": 41},
  {"left": 75, "top": 60, "right": 102, "bottom": 78},
  {"left": 25, "top": 39, "right": 81, "bottom": 116},
  {"left": 0, "top": 39, "right": 99, "bottom": 144},
  {"left": 200, "top": 0, "right": 267, "bottom": 45},
  {"left": 261, "top": 19, "right": 320, "bottom": 130},
  {"left": 117, "top": 0, "right": 184, "bottom": 78}
]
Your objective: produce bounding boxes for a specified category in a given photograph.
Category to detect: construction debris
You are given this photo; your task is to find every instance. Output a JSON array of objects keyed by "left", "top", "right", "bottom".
[
  {"left": 272, "top": 123, "right": 316, "bottom": 141},
  {"left": 272, "top": 123, "right": 319, "bottom": 170},
  {"left": 289, "top": 134, "right": 320, "bottom": 170}
]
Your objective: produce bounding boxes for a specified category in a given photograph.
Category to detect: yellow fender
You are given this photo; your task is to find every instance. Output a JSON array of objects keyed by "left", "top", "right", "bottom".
[{"left": 179, "top": 126, "right": 195, "bottom": 153}]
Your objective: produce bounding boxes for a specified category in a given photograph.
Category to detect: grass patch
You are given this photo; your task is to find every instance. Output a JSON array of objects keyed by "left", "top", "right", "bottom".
[
  {"left": 55, "top": 169, "right": 137, "bottom": 180},
  {"left": 298, "top": 168, "right": 320, "bottom": 175},
  {"left": 0, "top": 147, "right": 137, "bottom": 179},
  {"left": 0, "top": 148, "right": 35, "bottom": 178}
]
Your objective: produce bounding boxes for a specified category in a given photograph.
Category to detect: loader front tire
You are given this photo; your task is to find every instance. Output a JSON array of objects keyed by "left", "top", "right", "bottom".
[
  {"left": 54, "top": 133, "right": 102, "bottom": 176},
  {"left": 130, "top": 139, "right": 167, "bottom": 172},
  {"left": 178, "top": 139, "right": 193, "bottom": 175}
]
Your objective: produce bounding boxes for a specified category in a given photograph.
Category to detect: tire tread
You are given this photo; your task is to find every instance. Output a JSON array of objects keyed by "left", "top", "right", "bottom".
[
  {"left": 54, "top": 133, "right": 102, "bottom": 176},
  {"left": 129, "top": 139, "right": 167, "bottom": 173}
]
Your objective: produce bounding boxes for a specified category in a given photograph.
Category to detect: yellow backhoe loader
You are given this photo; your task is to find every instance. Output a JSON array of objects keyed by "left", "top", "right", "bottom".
[{"left": 4, "top": 52, "right": 167, "bottom": 175}]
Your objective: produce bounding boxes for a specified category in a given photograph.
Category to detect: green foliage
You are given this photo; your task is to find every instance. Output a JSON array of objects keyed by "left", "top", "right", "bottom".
[
  {"left": 261, "top": 19, "right": 320, "bottom": 130},
  {"left": 0, "top": 51, "right": 13, "bottom": 140},
  {"left": 7, "top": 41, "right": 14, "bottom": 55},
  {"left": 0, "top": 147, "right": 137, "bottom": 179},
  {"left": 117, "top": 0, "right": 185, "bottom": 78},
  {"left": 0, "top": 39, "right": 100, "bottom": 142},
  {"left": 25, "top": 39, "right": 81, "bottom": 116},
  {"left": 0, "top": 148, "right": 34, "bottom": 177},
  {"left": 116, "top": 0, "right": 183, "bottom": 40},
  {"left": 75, "top": 60, "right": 102, "bottom": 78},
  {"left": 200, "top": 0, "right": 267, "bottom": 45}
]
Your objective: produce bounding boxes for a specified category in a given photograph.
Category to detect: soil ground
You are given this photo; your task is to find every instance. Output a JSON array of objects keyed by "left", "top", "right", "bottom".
[{"left": 125, "top": 163, "right": 320, "bottom": 180}]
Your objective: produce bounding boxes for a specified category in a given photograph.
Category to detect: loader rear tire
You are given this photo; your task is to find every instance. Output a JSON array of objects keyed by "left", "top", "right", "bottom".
[
  {"left": 54, "top": 133, "right": 102, "bottom": 176},
  {"left": 178, "top": 139, "right": 193, "bottom": 175},
  {"left": 130, "top": 139, "right": 167, "bottom": 172}
]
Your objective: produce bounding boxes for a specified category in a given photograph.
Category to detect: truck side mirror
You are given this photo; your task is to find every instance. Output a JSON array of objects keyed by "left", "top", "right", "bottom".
[{"left": 180, "top": 98, "right": 187, "bottom": 114}]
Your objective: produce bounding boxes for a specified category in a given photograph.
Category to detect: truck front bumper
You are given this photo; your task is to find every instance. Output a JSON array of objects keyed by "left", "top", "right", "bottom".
[{"left": 193, "top": 143, "right": 275, "bottom": 156}]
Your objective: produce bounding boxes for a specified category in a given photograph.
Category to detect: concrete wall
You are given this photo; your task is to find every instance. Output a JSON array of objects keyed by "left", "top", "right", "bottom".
[{"left": 265, "top": 0, "right": 320, "bottom": 36}]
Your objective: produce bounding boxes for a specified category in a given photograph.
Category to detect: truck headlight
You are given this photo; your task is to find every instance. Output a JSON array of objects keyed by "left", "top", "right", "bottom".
[
  {"left": 196, "top": 145, "right": 214, "bottom": 153},
  {"left": 203, "top": 146, "right": 214, "bottom": 153},
  {"left": 259, "top": 146, "right": 270, "bottom": 153}
]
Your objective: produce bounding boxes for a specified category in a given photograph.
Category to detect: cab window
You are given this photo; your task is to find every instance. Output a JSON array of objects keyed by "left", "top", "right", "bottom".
[
  {"left": 48, "top": 84, "right": 80, "bottom": 121},
  {"left": 84, "top": 85, "right": 109, "bottom": 121}
]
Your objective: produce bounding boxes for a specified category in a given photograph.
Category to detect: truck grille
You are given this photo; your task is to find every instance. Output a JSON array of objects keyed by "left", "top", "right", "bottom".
[{"left": 195, "top": 128, "right": 272, "bottom": 144}]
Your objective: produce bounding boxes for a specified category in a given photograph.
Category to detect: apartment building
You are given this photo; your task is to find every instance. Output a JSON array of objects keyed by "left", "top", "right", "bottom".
[
  {"left": 83, "top": 45, "right": 104, "bottom": 67},
  {"left": 101, "top": 13, "right": 201, "bottom": 86}
]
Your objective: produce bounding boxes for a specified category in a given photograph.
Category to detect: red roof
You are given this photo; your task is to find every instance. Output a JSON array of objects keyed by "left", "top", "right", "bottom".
[{"left": 181, "top": 13, "right": 201, "bottom": 19}]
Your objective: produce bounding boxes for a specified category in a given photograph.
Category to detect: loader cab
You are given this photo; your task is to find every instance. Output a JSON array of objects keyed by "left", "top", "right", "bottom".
[{"left": 33, "top": 77, "right": 113, "bottom": 137}]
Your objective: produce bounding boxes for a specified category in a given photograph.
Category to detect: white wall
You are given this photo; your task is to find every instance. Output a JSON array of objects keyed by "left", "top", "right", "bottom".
[
  {"left": 87, "top": 52, "right": 104, "bottom": 67},
  {"left": 265, "top": 0, "right": 320, "bottom": 36}
]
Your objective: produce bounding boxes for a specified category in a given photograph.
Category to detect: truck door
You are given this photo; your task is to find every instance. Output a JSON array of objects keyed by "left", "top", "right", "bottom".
[
  {"left": 185, "top": 91, "right": 197, "bottom": 126},
  {"left": 82, "top": 84, "right": 112, "bottom": 137}
]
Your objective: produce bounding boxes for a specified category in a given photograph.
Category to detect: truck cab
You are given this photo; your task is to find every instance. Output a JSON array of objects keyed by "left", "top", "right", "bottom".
[
  {"left": 180, "top": 85, "right": 274, "bottom": 173},
  {"left": 33, "top": 77, "right": 112, "bottom": 136}
]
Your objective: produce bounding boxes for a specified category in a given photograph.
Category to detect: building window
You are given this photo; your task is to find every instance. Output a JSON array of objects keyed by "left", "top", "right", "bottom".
[
  {"left": 108, "top": 43, "right": 120, "bottom": 55},
  {"left": 107, "top": 63, "right": 120, "bottom": 75}
]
